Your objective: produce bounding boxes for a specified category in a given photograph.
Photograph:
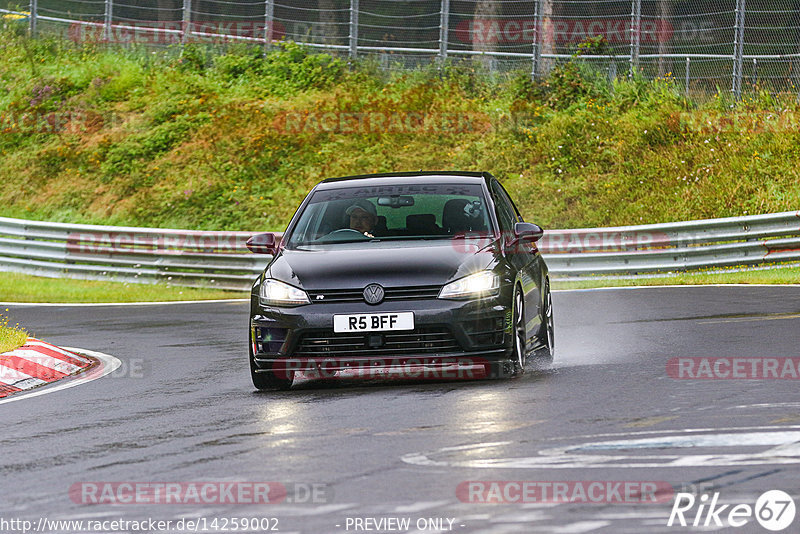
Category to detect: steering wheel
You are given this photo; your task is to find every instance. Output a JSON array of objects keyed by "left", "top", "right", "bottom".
[{"left": 318, "top": 228, "right": 370, "bottom": 242}]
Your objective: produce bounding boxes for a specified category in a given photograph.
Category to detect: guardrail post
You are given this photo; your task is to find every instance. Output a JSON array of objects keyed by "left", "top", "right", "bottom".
[
  {"left": 29, "top": 0, "right": 37, "bottom": 37},
  {"left": 439, "top": 0, "right": 450, "bottom": 62},
  {"left": 182, "top": 0, "right": 192, "bottom": 44},
  {"left": 629, "top": 0, "right": 640, "bottom": 74},
  {"left": 104, "top": 0, "right": 113, "bottom": 41},
  {"left": 731, "top": 0, "right": 746, "bottom": 100},
  {"left": 264, "top": 0, "right": 274, "bottom": 52},
  {"left": 349, "top": 0, "right": 359, "bottom": 59}
]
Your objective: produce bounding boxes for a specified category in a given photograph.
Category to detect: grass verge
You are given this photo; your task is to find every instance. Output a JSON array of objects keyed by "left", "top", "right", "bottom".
[
  {"left": 552, "top": 265, "right": 800, "bottom": 290},
  {"left": 0, "top": 310, "right": 28, "bottom": 352},
  {"left": 0, "top": 273, "right": 246, "bottom": 303}
]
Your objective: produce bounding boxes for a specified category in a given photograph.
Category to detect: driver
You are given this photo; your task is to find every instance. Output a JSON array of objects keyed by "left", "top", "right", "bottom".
[{"left": 345, "top": 199, "right": 378, "bottom": 237}]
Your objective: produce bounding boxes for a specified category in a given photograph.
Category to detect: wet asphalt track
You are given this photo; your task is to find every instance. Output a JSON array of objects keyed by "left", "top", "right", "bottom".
[{"left": 1, "top": 286, "right": 800, "bottom": 534}]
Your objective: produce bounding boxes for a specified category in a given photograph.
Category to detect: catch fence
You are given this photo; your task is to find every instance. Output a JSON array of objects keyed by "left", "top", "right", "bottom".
[{"left": 2, "top": 0, "right": 800, "bottom": 98}]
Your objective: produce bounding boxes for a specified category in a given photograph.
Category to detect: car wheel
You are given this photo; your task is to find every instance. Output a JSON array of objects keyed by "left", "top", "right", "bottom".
[
  {"left": 534, "top": 280, "right": 554, "bottom": 361},
  {"left": 512, "top": 285, "right": 527, "bottom": 375},
  {"left": 249, "top": 338, "right": 293, "bottom": 390}
]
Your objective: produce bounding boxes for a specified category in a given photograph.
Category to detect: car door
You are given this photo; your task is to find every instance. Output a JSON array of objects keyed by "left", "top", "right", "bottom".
[{"left": 489, "top": 180, "right": 541, "bottom": 346}]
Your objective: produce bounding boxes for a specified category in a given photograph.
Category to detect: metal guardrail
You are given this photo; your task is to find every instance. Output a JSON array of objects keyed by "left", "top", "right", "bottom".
[
  {"left": 539, "top": 211, "right": 800, "bottom": 278},
  {"left": 0, "top": 211, "right": 798, "bottom": 291},
  {"left": 0, "top": 217, "right": 267, "bottom": 291}
]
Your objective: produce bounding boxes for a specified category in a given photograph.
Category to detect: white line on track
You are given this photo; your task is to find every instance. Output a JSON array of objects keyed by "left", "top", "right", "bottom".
[
  {"left": 554, "top": 283, "right": 800, "bottom": 292},
  {"left": 0, "top": 347, "right": 121, "bottom": 405},
  {"left": 402, "top": 426, "right": 800, "bottom": 470},
  {"left": 548, "top": 522, "right": 611, "bottom": 533},
  {"left": 0, "top": 284, "right": 799, "bottom": 305},
  {"left": 0, "top": 299, "right": 248, "bottom": 307}
]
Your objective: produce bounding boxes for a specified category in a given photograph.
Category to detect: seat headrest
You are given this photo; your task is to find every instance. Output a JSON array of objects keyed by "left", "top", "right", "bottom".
[{"left": 406, "top": 214, "right": 437, "bottom": 233}]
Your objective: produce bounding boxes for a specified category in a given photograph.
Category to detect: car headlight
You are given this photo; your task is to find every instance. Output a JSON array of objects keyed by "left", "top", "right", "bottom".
[
  {"left": 260, "top": 279, "right": 310, "bottom": 306},
  {"left": 438, "top": 271, "right": 499, "bottom": 300}
]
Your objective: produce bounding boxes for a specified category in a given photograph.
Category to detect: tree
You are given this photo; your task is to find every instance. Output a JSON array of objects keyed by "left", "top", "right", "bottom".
[
  {"left": 540, "top": 0, "right": 554, "bottom": 74},
  {"left": 657, "top": 0, "right": 673, "bottom": 75},
  {"left": 157, "top": 0, "right": 180, "bottom": 22},
  {"left": 473, "top": 0, "right": 499, "bottom": 67},
  {"left": 319, "top": 0, "right": 343, "bottom": 46}
]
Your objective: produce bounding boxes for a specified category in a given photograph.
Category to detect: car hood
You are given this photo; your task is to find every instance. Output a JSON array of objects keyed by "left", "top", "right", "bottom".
[{"left": 266, "top": 240, "right": 498, "bottom": 290}]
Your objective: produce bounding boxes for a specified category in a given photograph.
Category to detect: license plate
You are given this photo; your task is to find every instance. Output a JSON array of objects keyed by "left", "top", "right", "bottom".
[{"left": 333, "top": 312, "right": 414, "bottom": 333}]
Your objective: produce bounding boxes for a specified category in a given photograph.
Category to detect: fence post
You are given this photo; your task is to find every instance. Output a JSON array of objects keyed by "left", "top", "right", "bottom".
[
  {"left": 439, "top": 0, "right": 450, "bottom": 62},
  {"left": 29, "top": 0, "right": 37, "bottom": 37},
  {"left": 264, "top": 0, "right": 274, "bottom": 52},
  {"left": 685, "top": 57, "right": 690, "bottom": 99},
  {"left": 182, "top": 0, "right": 192, "bottom": 44},
  {"left": 349, "top": 0, "right": 359, "bottom": 59},
  {"left": 630, "top": 0, "right": 640, "bottom": 74},
  {"left": 532, "top": 0, "right": 542, "bottom": 78},
  {"left": 104, "top": 0, "right": 113, "bottom": 42},
  {"left": 608, "top": 59, "right": 617, "bottom": 88},
  {"left": 732, "top": 0, "right": 746, "bottom": 99}
]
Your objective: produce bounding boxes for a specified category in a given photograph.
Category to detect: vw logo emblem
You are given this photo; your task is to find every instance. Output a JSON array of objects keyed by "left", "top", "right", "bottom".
[{"left": 363, "top": 284, "right": 385, "bottom": 305}]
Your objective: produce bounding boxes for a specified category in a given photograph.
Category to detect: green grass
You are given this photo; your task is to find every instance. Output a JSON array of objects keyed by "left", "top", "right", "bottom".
[
  {"left": 0, "top": 310, "right": 27, "bottom": 353},
  {"left": 0, "top": 31, "right": 799, "bottom": 233},
  {"left": 0, "top": 273, "right": 245, "bottom": 303},
  {"left": 552, "top": 265, "right": 800, "bottom": 290}
]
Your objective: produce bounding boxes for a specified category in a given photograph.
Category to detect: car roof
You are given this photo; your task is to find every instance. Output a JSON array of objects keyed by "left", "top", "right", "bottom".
[{"left": 316, "top": 171, "right": 493, "bottom": 189}]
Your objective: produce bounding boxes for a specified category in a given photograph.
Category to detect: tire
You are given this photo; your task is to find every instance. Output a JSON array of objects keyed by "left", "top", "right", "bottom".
[
  {"left": 485, "top": 359, "right": 517, "bottom": 379},
  {"left": 250, "top": 337, "right": 293, "bottom": 390},
  {"left": 533, "top": 279, "right": 554, "bottom": 362}
]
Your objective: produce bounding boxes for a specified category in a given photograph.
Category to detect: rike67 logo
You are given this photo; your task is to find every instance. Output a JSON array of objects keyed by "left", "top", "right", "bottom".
[{"left": 667, "top": 490, "right": 796, "bottom": 531}]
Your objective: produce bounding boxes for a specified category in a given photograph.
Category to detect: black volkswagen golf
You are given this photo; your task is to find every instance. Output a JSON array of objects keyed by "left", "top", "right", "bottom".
[{"left": 247, "top": 171, "right": 554, "bottom": 389}]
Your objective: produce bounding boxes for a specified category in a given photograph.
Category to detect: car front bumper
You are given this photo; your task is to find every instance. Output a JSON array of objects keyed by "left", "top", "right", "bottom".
[{"left": 250, "top": 291, "right": 513, "bottom": 374}]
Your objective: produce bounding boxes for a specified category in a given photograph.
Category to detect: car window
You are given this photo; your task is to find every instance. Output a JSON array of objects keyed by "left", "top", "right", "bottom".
[
  {"left": 490, "top": 180, "right": 518, "bottom": 233},
  {"left": 285, "top": 183, "right": 493, "bottom": 247},
  {"left": 493, "top": 179, "right": 522, "bottom": 220}
]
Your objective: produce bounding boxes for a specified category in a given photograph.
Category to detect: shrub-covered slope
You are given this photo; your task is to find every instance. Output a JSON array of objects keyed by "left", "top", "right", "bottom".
[{"left": 1, "top": 30, "right": 798, "bottom": 231}]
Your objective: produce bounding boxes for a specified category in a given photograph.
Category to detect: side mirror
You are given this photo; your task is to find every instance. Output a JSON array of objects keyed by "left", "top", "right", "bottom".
[
  {"left": 246, "top": 233, "right": 278, "bottom": 255},
  {"left": 507, "top": 222, "right": 544, "bottom": 247}
]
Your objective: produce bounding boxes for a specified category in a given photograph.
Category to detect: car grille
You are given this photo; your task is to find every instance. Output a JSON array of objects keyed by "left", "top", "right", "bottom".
[
  {"left": 293, "top": 327, "right": 460, "bottom": 357},
  {"left": 307, "top": 285, "right": 441, "bottom": 303}
]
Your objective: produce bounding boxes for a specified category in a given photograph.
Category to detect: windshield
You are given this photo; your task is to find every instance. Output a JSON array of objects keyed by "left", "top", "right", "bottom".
[{"left": 285, "top": 183, "right": 493, "bottom": 247}]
